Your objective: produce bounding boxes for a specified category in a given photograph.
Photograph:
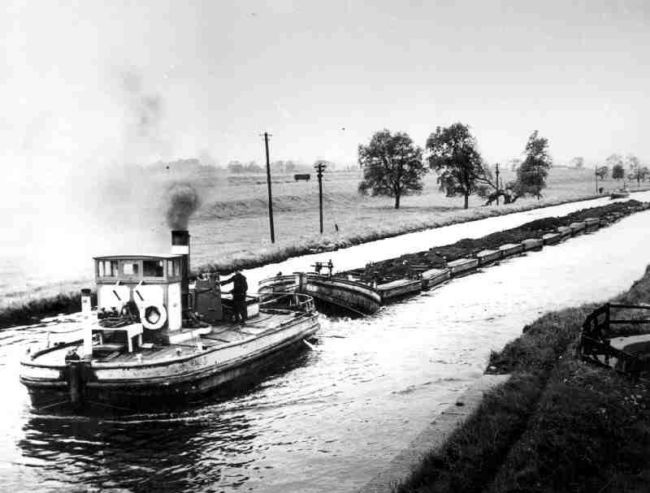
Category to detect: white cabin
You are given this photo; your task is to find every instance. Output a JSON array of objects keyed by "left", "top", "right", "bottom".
[{"left": 94, "top": 254, "right": 185, "bottom": 332}]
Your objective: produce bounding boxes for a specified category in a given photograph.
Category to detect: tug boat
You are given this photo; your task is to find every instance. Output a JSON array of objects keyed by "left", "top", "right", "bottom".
[{"left": 20, "top": 230, "right": 319, "bottom": 412}]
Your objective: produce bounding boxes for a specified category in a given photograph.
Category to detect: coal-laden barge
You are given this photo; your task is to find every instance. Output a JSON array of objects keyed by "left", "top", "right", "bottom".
[
  {"left": 261, "top": 200, "right": 650, "bottom": 315},
  {"left": 20, "top": 230, "right": 319, "bottom": 412}
]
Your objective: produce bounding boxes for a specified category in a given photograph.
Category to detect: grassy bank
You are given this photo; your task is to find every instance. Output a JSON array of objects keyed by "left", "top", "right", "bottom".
[
  {"left": 0, "top": 292, "right": 83, "bottom": 328},
  {"left": 395, "top": 268, "right": 650, "bottom": 493},
  {"left": 189, "top": 167, "right": 650, "bottom": 274},
  {"left": 2, "top": 197, "right": 648, "bottom": 330},
  {"left": 195, "top": 190, "right": 650, "bottom": 275},
  {"left": 3, "top": 167, "right": 647, "bottom": 308}
]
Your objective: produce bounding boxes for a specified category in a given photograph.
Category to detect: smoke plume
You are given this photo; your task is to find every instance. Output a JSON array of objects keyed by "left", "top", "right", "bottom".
[
  {"left": 120, "top": 69, "right": 169, "bottom": 162},
  {"left": 166, "top": 183, "right": 201, "bottom": 230}
]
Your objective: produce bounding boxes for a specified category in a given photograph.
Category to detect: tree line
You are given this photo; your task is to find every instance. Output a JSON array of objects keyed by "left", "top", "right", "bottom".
[
  {"left": 227, "top": 160, "right": 308, "bottom": 174},
  {"left": 593, "top": 154, "right": 649, "bottom": 187},
  {"left": 357, "top": 124, "right": 553, "bottom": 209}
]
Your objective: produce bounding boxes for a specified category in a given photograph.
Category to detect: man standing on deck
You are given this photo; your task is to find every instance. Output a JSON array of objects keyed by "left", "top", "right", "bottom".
[{"left": 220, "top": 270, "right": 248, "bottom": 323}]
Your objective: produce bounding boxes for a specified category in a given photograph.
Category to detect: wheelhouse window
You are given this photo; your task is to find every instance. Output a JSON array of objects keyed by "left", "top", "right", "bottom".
[
  {"left": 143, "top": 260, "right": 164, "bottom": 277},
  {"left": 98, "top": 260, "right": 118, "bottom": 277},
  {"left": 122, "top": 262, "right": 140, "bottom": 276},
  {"left": 166, "top": 259, "right": 181, "bottom": 277}
]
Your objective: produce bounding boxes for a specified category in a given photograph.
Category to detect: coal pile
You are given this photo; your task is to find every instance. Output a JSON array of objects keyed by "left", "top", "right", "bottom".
[{"left": 344, "top": 200, "right": 649, "bottom": 284}]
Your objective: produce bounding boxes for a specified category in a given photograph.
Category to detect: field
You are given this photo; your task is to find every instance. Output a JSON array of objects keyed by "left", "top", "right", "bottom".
[
  {"left": 0, "top": 164, "right": 646, "bottom": 319},
  {"left": 186, "top": 165, "right": 639, "bottom": 271}
]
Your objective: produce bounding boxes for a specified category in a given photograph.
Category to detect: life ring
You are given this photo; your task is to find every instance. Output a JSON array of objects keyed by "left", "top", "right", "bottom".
[{"left": 142, "top": 304, "right": 167, "bottom": 330}]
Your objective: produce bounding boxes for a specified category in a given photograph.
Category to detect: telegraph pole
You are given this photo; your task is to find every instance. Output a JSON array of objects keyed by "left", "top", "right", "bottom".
[
  {"left": 495, "top": 163, "right": 500, "bottom": 206},
  {"left": 263, "top": 132, "right": 275, "bottom": 243},
  {"left": 314, "top": 161, "right": 326, "bottom": 234}
]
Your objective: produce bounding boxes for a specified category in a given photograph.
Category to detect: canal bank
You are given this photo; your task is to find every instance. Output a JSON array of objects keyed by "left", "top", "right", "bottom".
[
  {"left": 374, "top": 268, "right": 650, "bottom": 493},
  {"left": 3, "top": 190, "right": 650, "bottom": 329}
]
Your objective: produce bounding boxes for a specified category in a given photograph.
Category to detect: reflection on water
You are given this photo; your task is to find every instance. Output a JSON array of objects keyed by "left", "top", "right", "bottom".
[
  {"left": 1, "top": 209, "right": 649, "bottom": 492},
  {"left": 20, "top": 411, "right": 257, "bottom": 492}
]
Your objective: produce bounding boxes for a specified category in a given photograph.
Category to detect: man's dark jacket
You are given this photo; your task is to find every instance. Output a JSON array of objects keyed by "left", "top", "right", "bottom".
[{"left": 222, "top": 273, "right": 248, "bottom": 298}]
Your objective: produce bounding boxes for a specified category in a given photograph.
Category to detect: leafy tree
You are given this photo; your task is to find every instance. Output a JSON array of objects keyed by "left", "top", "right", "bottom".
[
  {"left": 612, "top": 163, "right": 625, "bottom": 181},
  {"left": 605, "top": 153, "right": 623, "bottom": 170},
  {"left": 595, "top": 166, "right": 608, "bottom": 180},
  {"left": 625, "top": 154, "right": 646, "bottom": 186},
  {"left": 426, "top": 123, "right": 487, "bottom": 209},
  {"left": 570, "top": 156, "right": 584, "bottom": 169},
  {"left": 358, "top": 129, "right": 426, "bottom": 209},
  {"left": 516, "top": 130, "right": 552, "bottom": 199}
]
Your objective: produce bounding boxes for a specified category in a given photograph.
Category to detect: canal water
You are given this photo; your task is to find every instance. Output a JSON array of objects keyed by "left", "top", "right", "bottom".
[{"left": 1, "top": 201, "right": 650, "bottom": 492}]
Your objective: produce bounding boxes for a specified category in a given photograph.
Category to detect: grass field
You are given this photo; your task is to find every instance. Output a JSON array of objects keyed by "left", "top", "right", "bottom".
[
  {"left": 395, "top": 267, "right": 650, "bottom": 493},
  {"left": 188, "top": 165, "right": 644, "bottom": 272},
  {"left": 0, "top": 164, "right": 646, "bottom": 319}
]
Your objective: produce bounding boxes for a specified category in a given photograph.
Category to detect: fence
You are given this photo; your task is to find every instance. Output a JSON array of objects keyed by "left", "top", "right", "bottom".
[{"left": 578, "top": 302, "right": 650, "bottom": 379}]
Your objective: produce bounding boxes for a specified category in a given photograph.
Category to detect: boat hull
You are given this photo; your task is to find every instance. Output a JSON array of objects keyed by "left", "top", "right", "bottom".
[
  {"left": 260, "top": 273, "right": 381, "bottom": 315},
  {"left": 21, "top": 314, "right": 319, "bottom": 412},
  {"left": 447, "top": 258, "right": 479, "bottom": 276},
  {"left": 301, "top": 274, "right": 381, "bottom": 315},
  {"left": 376, "top": 278, "right": 421, "bottom": 302}
]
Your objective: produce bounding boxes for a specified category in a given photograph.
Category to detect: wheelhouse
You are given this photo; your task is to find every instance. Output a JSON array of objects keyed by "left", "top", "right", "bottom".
[{"left": 94, "top": 254, "right": 185, "bottom": 332}]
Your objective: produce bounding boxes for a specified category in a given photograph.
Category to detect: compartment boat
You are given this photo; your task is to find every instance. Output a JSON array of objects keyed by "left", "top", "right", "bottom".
[{"left": 20, "top": 230, "right": 319, "bottom": 412}]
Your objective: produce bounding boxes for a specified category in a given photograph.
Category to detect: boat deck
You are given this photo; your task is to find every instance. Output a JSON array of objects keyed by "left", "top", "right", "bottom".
[{"left": 32, "top": 311, "right": 302, "bottom": 367}]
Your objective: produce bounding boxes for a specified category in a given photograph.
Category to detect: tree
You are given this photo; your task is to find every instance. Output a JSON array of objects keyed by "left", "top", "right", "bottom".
[
  {"left": 595, "top": 166, "right": 608, "bottom": 180},
  {"left": 612, "top": 163, "right": 625, "bottom": 181},
  {"left": 605, "top": 153, "right": 623, "bottom": 170},
  {"left": 625, "top": 154, "right": 645, "bottom": 186},
  {"left": 227, "top": 160, "right": 244, "bottom": 174},
  {"left": 570, "top": 156, "right": 584, "bottom": 169},
  {"left": 244, "top": 161, "right": 263, "bottom": 173},
  {"left": 426, "top": 123, "right": 487, "bottom": 209},
  {"left": 516, "top": 130, "right": 552, "bottom": 199},
  {"left": 357, "top": 129, "right": 426, "bottom": 209}
]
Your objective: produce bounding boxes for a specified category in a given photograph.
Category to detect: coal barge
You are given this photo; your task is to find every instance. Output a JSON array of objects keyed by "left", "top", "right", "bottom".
[
  {"left": 260, "top": 200, "right": 650, "bottom": 315},
  {"left": 20, "top": 230, "right": 320, "bottom": 412}
]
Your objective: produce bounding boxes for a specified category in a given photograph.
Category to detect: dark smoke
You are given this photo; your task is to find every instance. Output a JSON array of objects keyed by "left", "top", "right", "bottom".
[{"left": 166, "top": 183, "right": 200, "bottom": 230}]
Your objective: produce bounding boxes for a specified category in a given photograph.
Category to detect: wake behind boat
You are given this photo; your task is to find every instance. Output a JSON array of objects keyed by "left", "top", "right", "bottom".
[{"left": 20, "top": 230, "right": 320, "bottom": 413}]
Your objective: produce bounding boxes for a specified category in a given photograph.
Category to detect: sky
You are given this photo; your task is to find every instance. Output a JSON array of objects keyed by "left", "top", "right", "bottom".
[
  {"left": 1, "top": 0, "right": 648, "bottom": 170},
  {"left": 0, "top": 0, "right": 649, "bottom": 269}
]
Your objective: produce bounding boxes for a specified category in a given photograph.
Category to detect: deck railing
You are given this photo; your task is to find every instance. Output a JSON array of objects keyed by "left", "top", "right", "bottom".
[{"left": 258, "top": 292, "right": 316, "bottom": 314}]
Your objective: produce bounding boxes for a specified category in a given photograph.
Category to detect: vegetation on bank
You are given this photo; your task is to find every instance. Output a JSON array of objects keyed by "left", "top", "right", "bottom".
[
  {"left": 196, "top": 191, "right": 647, "bottom": 276},
  {"left": 395, "top": 267, "right": 650, "bottom": 493},
  {"left": 0, "top": 195, "right": 644, "bottom": 328},
  {"left": 0, "top": 292, "right": 83, "bottom": 329},
  {"left": 183, "top": 165, "right": 649, "bottom": 274}
]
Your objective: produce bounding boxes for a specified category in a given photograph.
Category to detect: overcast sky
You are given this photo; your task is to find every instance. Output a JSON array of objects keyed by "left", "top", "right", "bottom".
[{"left": 2, "top": 0, "right": 648, "bottom": 173}]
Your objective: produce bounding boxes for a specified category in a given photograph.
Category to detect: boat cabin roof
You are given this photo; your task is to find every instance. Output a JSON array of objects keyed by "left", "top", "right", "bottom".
[{"left": 94, "top": 254, "right": 183, "bottom": 261}]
